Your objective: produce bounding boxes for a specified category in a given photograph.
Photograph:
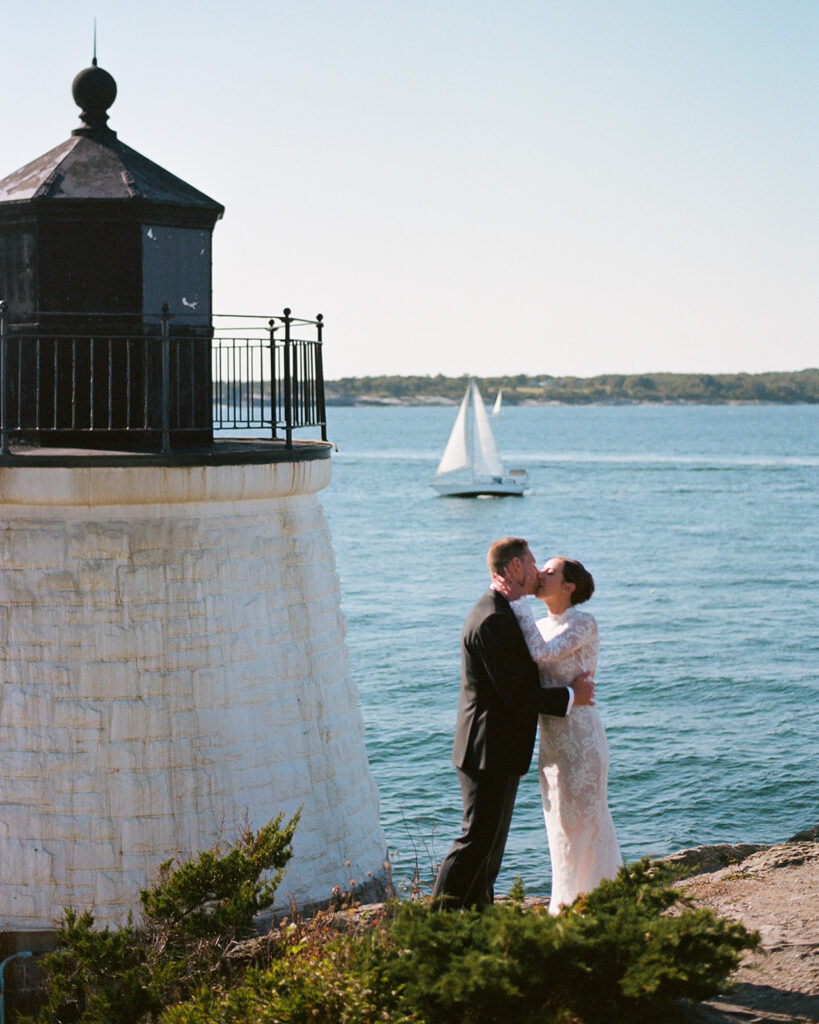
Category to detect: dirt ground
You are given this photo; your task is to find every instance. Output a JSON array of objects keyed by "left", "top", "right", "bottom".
[{"left": 670, "top": 827, "right": 819, "bottom": 1024}]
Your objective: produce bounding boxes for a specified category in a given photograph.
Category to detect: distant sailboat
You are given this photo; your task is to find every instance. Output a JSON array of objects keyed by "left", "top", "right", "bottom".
[
  {"left": 431, "top": 380, "right": 528, "bottom": 497},
  {"left": 491, "top": 388, "right": 502, "bottom": 416}
]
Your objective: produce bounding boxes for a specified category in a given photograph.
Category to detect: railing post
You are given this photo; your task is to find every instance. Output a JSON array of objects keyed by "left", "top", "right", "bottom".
[
  {"left": 268, "top": 318, "right": 278, "bottom": 440},
  {"left": 315, "top": 313, "right": 327, "bottom": 442},
  {"left": 160, "top": 304, "right": 171, "bottom": 454},
  {"left": 282, "top": 307, "right": 292, "bottom": 449},
  {"left": 0, "top": 301, "right": 8, "bottom": 456},
  {"left": 1, "top": 950, "right": 33, "bottom": 1024}
]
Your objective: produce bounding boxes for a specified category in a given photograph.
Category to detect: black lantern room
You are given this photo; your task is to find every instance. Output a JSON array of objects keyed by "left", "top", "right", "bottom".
[{"left": 0, "top": 60, "right": 225, "bottom": 450}]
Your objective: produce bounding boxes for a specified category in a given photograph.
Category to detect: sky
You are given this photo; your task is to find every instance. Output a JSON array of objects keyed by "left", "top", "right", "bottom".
[{"left": 1, "top": 0, "right": 816, "bottom": 379}]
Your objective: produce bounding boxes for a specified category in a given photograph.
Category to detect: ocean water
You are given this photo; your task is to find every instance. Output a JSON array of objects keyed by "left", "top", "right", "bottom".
[{"left": 317, "top": 404, "right": 818, "bottom": 897}]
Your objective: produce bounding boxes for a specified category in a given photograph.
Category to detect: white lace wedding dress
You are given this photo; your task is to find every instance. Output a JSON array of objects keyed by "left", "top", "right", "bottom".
[{"left": 512, "top": 599, "right": 621, "bottom": 913}]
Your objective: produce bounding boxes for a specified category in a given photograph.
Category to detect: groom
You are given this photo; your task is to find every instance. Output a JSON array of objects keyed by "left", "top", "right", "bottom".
[{"left": 431, "top": 536, "right": 595, "bottom": 909}]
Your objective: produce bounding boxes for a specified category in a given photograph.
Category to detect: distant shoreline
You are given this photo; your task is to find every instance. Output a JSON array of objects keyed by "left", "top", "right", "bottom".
[
  {"left": 324, "top": 369, "right": 818, "bottom": 406},
  {"left": 326, "top": 396, "right": 817, "bottom": 407}
]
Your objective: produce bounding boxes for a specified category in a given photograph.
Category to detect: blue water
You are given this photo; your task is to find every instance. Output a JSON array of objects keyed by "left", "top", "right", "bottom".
[{"left": 318, "top": 404, "right": 818, "bottom": 897}]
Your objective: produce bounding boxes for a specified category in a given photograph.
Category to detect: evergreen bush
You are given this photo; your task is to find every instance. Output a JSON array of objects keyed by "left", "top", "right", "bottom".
[
  {"left": 23, "top": 826, "right": 758, "bottom": 1024},
  {"left": 21, "top": 813, "right": 299, "bottom": 1024},
  {"left": 160, "top": 859, "right": 757, "bottom": 1024},
  {"left": 350, "top": 858, "right": 756, "bottom": 1024}
]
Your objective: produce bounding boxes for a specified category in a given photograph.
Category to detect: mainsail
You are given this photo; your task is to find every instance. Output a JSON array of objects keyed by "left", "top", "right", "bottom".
[
  {"left": 435, "top": 385, "right": 471, "bottom": 477},
  {"left": 435, "top": 381, "right": 505, "bottom": 480}
]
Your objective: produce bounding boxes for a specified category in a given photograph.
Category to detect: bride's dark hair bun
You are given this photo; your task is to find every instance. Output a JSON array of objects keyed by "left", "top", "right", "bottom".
[{"left": 560, "top": 558, "right": 594, "bottom": 605}]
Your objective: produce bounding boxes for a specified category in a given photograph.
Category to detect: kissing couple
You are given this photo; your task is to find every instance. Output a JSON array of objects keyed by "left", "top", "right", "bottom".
[{"left": 432, "top": 536, "right": 621, "bottom": 912}]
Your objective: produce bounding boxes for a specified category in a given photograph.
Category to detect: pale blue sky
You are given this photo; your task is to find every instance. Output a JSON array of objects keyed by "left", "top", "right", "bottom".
[{"left": 1, "top": 0, "right": 816, "bottom": 379}]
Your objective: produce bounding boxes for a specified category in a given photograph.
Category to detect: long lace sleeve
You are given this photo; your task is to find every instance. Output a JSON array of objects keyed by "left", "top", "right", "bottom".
[{"left": 510, "top": 599, "right": 598, "bottom": 668}]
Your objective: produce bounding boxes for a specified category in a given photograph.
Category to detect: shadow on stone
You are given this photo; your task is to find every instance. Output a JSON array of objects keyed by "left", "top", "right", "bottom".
[{"left": 686, "top": 982, "right": 819, "bottom": 1023}]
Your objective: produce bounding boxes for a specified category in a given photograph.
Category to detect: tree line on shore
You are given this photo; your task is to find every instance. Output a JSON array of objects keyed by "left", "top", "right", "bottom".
[{"left": 325, "top": 368, "right": 818, "bottom": 405}]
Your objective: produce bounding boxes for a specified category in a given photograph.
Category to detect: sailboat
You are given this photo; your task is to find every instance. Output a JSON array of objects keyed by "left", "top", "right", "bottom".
[
  {"left": 491, "top": 388, "right": 503, "bottom": 416},
  {"left": 432, "top": 380, "right": 528, "bottom": 497}
]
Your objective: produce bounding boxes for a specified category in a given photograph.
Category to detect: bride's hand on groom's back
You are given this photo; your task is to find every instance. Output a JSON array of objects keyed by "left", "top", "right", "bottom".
[{"left": 572, "top": 671, "right": 595, "bottom": 706}]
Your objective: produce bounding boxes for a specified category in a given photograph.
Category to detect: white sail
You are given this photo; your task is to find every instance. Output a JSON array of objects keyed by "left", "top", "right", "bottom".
[
  {"left": 431, "top": 379, "right": 526, "bottom": 496},
  {"left": 492, "top": 389, "right": 502, "bottom": 416},
  {"left": 434, "top": 385, "right": 471, "bottom": 476},
  {"left": 471, "top": 381, "right": 505, "bottom": 478}
]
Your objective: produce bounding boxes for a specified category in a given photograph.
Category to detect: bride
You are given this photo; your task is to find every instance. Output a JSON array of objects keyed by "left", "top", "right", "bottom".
[{"left": 511, "top": 557, "right": 621, "bottom": 913}]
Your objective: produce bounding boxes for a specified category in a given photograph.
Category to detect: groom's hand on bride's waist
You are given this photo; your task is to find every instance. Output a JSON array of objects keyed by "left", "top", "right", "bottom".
[{"left": 571, "top": 671, "right": 595, "bottom": 707}]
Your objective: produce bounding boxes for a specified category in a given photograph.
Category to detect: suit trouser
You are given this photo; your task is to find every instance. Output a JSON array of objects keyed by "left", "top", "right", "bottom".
[{"left": 431, "top": 766, "right": 520, "bottom": 909}]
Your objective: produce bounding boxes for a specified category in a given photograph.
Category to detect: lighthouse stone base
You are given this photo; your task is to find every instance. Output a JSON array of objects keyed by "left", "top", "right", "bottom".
[{"left": 0, "top": 450, "right": 387, "bottom": 932}]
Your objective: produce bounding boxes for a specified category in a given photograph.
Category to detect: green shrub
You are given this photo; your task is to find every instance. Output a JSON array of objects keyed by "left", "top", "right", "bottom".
[
  {"left": 141, "top": 815, "right": 299, "bottom": 941},
  {"left": 20, "top": 907, "right": 159, "bottom": 1024},
  {"left": 22, "top": 813, "right": 299, "bottom": 1024},
  {"left": 568, "top": 859, "right": 756, "bottom": 1018},
  {"left": 160, "top": 954, "right": 404, "bottom": 1024},
  {"left": 352, "top": 859, "right": 757, "bottom": 1024},
  {"left": 23, "top": 837, "right": 757, "bottom": 1024},
  {"left": 161, "top": 858, "right": 756, "bottom": 1024}
]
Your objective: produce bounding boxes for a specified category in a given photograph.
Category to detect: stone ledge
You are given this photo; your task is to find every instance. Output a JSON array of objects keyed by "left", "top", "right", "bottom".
[
  {"left": 674, "top": 827, "right": 819, "bottom": 1024},
  {"left": 0, "top": 439, "right": 333, "bottom": 468},
  {"left": 0, "top": 447, "right": 333, "bottom": 505}
]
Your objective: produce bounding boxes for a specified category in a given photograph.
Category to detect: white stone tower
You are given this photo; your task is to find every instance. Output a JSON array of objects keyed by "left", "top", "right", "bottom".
[{"left": 0, "top": 61, "right": 387, "bottom": 953}]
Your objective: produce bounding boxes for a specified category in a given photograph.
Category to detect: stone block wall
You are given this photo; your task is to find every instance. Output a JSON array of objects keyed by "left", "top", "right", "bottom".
[{"left": 0, "top": 458, "right": 386, "bottom": 930}]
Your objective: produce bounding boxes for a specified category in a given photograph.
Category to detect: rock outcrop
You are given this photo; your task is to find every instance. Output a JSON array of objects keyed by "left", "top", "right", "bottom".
[{"left": 673, "top": 826, "right": 819, "bottom": 1024}]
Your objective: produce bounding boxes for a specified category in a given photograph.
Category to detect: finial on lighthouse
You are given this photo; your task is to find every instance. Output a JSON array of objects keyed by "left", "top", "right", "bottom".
[{"left": 71, "top": 22, "right": 117, "bottom": 138}]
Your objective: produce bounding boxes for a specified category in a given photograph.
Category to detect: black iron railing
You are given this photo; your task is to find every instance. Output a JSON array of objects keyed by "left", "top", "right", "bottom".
[
  {"left": 211, "top": 310, "right": 326, "bottom": 446},
  {"left": 0, "top": 304, "right": 326, "bottom": 454}
]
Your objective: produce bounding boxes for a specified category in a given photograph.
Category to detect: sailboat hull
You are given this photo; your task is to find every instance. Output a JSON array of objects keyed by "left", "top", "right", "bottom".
[{"left": 431, "top": 477, "right": 526, "bottom": 498}]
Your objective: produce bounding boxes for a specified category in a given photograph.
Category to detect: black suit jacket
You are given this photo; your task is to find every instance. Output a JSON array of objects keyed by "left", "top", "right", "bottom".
[{"left": 452, "top": 588, "right": 570, "bottom": 777}]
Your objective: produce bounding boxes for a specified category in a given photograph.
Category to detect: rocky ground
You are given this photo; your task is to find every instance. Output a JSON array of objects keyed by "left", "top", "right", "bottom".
[{"left": 670, "top": 826, "right": 819, "bottom": 1024}]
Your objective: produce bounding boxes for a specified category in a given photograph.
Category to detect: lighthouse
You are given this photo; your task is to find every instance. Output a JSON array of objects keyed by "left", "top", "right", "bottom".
[{"left": 0, "top": 58, "right": 387, "bottom": 954}]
